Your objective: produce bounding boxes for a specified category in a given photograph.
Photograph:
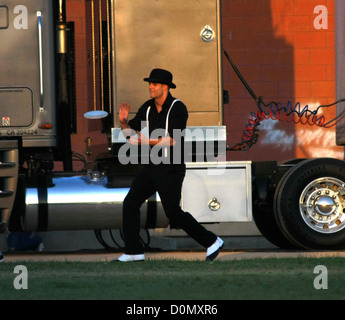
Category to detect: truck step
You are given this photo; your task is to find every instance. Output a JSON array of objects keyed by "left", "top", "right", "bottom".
[
  {"left": 0, "top": 162, "right": 16, "bottom": 168},
  {"left": 0, "top": 190, "right": 14, "bottom": 197},
  {"left": 0, "top": 161, "right": 17, "bottom": 178},
  {"left": 0, "top": 141, "right": 18, "bottom": 233}
]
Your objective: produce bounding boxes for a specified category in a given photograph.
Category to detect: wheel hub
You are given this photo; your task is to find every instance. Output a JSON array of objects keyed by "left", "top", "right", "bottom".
[
  {"left": 314, "top": 196, "right": 336, "bottom": 215},
  {"left": 300, "top": 177, "right": 345, "bottom": 234}
]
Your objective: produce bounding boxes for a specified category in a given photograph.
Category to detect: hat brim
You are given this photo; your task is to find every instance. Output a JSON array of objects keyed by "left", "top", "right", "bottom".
[{"left": 143, "top": 78, "right": 176, "bottom": 89}]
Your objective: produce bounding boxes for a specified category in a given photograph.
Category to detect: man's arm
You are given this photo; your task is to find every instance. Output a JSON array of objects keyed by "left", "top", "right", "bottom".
[{"left": 128, "top": 132, "right": 175, "bottom": 146}]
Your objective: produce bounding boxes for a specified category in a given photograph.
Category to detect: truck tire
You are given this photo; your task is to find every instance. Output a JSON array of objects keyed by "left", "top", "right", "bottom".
[
  {"left": 274, "top": 158, "right": 345, "bottom": 249},
  {"left": 253, "top": 204, "right": 297, "bottom": 249}
]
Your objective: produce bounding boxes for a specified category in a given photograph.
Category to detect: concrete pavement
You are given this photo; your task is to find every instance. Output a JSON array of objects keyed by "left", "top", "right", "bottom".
[{"left": 2, "top": 249, "right": 345, "bottom": 263}]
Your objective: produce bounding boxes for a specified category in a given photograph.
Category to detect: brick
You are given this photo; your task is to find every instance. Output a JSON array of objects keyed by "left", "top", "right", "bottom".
[
  {"left": 326, "top": 65, "right": 335, "bottom": 81},
  {"left": 294, "top": 0, "right": 327, "bottom": 16},
  {"left": 75, "top": 66, "right": 88, "bottom": 83},
  {"left": 75, "top": 115, "right": 86, "bottom": 134},
  {"left": 326, "top": 32, "right": 335, "bottom": 48},
  {"left": 244, "top": 17, "right": 274, "bottom": 33},
  {"left": 277, "top": 48, "right": 294, "bottom": 65},
  {"left": 295, "top": 82, "right": 312, "bottom": 98},
  {"left": 275, "top": 16, "right": 311, "bottom": 33},
  {"left": 227, "top": 99, "right": 257, "bottom": 115},
  {"left": 261, "top": 66, "right": 294, "bottom": 82},
  {"left": 311, "top": 81, "right": 336, "bottom": 97},
  {"left": 294, "top": 32, "right": 326, "bottom": 48},
  {"left": 270, "top": 0, "right": 294, "bottom": 16},
  {"left": 70, "top": 17, "right": 84, "bottom": 35},
  {"left": 229, "top": 31, "right": 263, "bottom": 50},
  {"left": 74, "top": 47, "right": 87, "bottom": 68},
  {"left": 221, "top": 16, "right": 246, "bottom": 32},
  {"left": 227, "top": 0, "right": 263, "bottom": 17},
  {"left": 310, "top": 48, "right": 335, "bottom": 65},
  {"left": 326, "top": 16, "right": 335, "bottom": 31},
  {"left": 278, "top": 81, "right": 295, "bottom": 98},
  {"left": 66, "top": 0, "right": 86, "bottom": 19},
  {"left": 88, "top": 118, "right": 103, "bottom": 132},
  {"left": 260, "top": 32, "right": 294, "bottom": 49},
  {"left": 225, "top": 117, "right": 250, "bottom": 132},
  {"left": 251, "top": 81, "right": 278, "bottom": 98},
  {"left": 222, "top": 49, "right": 246, "bottom": 66},
  {"left": 246, "top": 49, "right": 278, "bottom": 65},
  {"left": 76, "top": 100, "right": 88, "bottom": 113},
  {"left": 295, "top": 65, "right": 327, "bottom": 81},
  {"left": 294, "top": 49, "right": 311, "bottom": 65},
  {"left": 237, "top": 65, "right": 261, "bottom": 81},
  {"left": 223, "top": 82, "right": 246, "bottom": 99},
  {"left": 326, "top": 0, "right": 335, "bottom": 14},
  {"left": 76, "top": 82, "right": 87, "bottom": 101}
]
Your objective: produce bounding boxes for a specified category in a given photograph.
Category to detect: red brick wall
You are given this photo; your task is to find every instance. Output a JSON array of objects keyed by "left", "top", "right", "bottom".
[
  {"left": 65, "top": 0, "right": 343, "bottom": 170},
  {"left": 222, "top": 0, "right": 343, "bottom": 161},
  {"left": 65, "top": 0, "right": 107, "bottom": 171}
]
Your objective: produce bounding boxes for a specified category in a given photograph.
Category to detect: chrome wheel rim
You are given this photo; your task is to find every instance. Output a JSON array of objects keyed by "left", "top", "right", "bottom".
[{"left": 299, "top": 177, "right": 345, "bottom": 234}]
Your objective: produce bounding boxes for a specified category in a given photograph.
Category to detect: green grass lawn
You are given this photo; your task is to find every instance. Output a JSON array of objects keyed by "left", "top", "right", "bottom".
[{"left": 0, "top": 257, "right": 344, "bottom": 300}]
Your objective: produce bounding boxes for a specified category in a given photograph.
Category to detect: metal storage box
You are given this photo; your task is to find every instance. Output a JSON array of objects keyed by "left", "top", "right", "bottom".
[
  {"left": 182, "top": 162, "right": 253, "bottom": 223},
  {"left": 111, "top": 0, "right": 223, "bottom": 127}
]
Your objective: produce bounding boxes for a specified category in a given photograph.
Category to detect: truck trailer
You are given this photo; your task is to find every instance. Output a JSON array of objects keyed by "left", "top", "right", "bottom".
[{"left": 1, "top": 0, "right": 345, "bottom": 251}]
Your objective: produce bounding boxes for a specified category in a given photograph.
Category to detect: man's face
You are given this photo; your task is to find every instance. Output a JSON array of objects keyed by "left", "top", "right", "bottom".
[{"left": 149, "top": 82, "right": 168, "bottom": 99}]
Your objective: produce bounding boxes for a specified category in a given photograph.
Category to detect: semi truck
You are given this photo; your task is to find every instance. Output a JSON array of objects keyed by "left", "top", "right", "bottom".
[{"left": 1, "top": 0, "right": 345, "bottom": 251}]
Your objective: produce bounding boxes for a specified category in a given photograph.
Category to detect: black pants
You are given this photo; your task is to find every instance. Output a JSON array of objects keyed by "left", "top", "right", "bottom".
[{"left": 122, "top": 164, "right": 217, "bottom": 254}]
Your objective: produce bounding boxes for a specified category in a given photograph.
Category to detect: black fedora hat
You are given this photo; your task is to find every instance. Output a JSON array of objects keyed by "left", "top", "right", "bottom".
[{"left": 143, "top": 68, "right": 176, "bottom": 89}]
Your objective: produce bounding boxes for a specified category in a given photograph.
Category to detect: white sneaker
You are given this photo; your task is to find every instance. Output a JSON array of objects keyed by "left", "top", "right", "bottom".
[
  {"left": 0, "top": 252, "right": 4, "bottom": 263},
  {"left": 206, "top": 237, "right": 224, "bottom": 261},
  {"left": 117, "top": 253, "right": 145, "bottom": 262}
]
